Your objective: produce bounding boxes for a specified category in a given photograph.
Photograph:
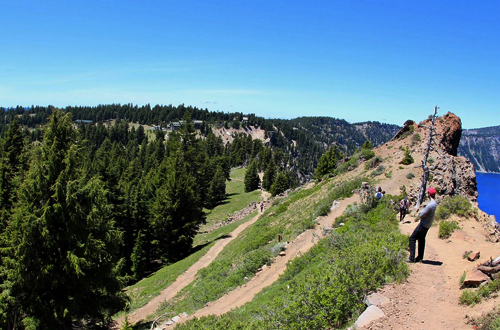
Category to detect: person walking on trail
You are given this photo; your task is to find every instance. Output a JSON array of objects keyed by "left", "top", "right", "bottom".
[
  {"left": 399, "top": 196, "right": 409, "bottom": 222},
  {"left": 406, "top": 187, "right": 437, "bottom": 263},
  {"left": 260, "top": 202, "right": 264, "bottom": 212},
  {"left": 375, "top": 187, "right": 383, "bottom": 199}
]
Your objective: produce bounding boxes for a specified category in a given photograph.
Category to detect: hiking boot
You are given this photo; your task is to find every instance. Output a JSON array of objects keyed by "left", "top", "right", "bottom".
[
  {"left": 405, "top": 258, "right": 415, "bottom": 263},
  {"left": 415, "top": 257, "right": 423, "bottom": 263}
]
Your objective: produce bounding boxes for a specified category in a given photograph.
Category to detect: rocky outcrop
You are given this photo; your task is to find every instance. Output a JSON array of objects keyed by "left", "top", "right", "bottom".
[
  {"left": 415, "top": 112, "right": 477, "bottom": 202},
  {"left": 392, "top": 120, "right": 416, "bottom": 140},
  {"left": 419, "top": 112, "right": 462, "bottom": 156}
]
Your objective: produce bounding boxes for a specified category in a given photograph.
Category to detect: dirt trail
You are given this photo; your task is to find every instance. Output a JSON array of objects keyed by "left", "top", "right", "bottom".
[
  {"left": 361, "top": 214, "right": 500, "bottom": 330},
  {"left": 184, "top": 194, "right": 359, "bottom": 321},
  {"left": 118, "top": 208, "right": 264, "bottom": 326}
]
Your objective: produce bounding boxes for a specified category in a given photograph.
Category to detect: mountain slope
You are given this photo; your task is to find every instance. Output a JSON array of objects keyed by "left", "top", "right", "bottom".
[
  {"left": 119, "top": 111, "right": 500, "bottom": 330},
  {"left": 459, "top": 125, "right": 500, "bottom": 173}
]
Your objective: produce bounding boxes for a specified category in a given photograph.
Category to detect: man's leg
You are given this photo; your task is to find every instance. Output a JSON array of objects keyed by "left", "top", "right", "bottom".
[
  {"left": 416, "top": 227, "right": 429, "bottom": 261},
  {"left": 408, "top": 226, "right": 420, "bottom": 261}
]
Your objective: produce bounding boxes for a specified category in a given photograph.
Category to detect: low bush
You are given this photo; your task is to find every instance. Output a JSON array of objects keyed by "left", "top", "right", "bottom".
[
  {"left": 459, "top": 289, "right": 481, "bottom": 306},
  {"left": 459, "top": 278, "right": 500, "bottom": 306},
  {"left": 358, "top": 148, "right": 375, "bottom": 161},
  {"left": 438, "top": 220, "right": 461, "bottom": 239},
  {"left": 406, "top": 172, "right": 415, "bottom": 179},
  {"left": 370, "top": 165, "right": 386, "bottom": 177},
  {"left": 400, "top": 147, "right": 414, "bottom": 165},
  {"left": 468, "top": 307, "right": 500, "bottom": 330},
  {"left": 435, "top": 196, "right": 473, "bottom": 221},
  {"left": 364, "top": 156, "right": 382, "bottom": 170}
]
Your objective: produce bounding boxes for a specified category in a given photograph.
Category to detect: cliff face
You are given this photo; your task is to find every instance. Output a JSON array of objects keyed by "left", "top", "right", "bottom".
[{"left": 458, "top": 125, "right": 500, "bottom": 173}]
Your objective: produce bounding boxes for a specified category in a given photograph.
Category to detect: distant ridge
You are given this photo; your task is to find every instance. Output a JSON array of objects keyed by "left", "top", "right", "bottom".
[{"left": 459, "top": 125, "right": 500, "bottom": 173}]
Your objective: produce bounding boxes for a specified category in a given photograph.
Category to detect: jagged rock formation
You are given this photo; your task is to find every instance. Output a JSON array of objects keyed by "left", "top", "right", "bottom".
[{"left": 392, "top": 112, "right": 478, "bottom": 203}]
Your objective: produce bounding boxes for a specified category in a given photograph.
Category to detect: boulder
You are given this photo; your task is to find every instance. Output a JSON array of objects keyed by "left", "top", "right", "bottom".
[
  {"left": 467, "top": 251, "right": 480, "bottom": 261},
  {"left": 364, "top": 292, "right": 389, "bottom": 306},
  {"left": 463, "top": 269, "right": 490, "bottom": 287},
  {"left": 354, "top": 305, "right": 385, "bottom": 328}
]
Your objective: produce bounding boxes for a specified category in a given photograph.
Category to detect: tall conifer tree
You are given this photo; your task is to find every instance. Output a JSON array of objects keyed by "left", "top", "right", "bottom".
[{"left": 1, "top": 110, "right": 126, "bottom": 329}]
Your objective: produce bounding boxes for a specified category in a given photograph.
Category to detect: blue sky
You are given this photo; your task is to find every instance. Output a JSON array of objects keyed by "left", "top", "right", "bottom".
[{"left": 1, "top": 1, "right": 499, "bottom": 129}]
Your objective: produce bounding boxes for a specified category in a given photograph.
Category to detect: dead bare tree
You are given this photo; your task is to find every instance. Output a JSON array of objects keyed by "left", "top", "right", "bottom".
[{"left": 415, "top": 106, "right": 439, "bottom": 209}]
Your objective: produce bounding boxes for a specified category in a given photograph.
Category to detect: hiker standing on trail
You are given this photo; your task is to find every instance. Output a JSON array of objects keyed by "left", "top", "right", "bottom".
[
  {"left": 399, "top": 196, "right": 409, "bottom": 222},
  {"left": 406, "top": 187, "right": 437, "bottom": 263},
  {"left": 375, "top": 187, "right": 383, "bottom": 199},
  {"left": 260, "top": 202, "right": 264, "bottom": 212}
]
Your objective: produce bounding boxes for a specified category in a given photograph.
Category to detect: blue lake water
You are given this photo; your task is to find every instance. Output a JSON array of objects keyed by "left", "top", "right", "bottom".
[{"left": 476, "top": 172, "right": 500, "bottom": 223}]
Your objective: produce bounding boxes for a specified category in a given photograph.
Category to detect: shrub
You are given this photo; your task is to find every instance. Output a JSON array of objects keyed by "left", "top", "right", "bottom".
[
  {"left": 400, "top": 147, "right": 414, "bottom": 165},
  {"left": 364, "top": 156, "right": 382, "bottom": 170},
  {"left": 459, "top": 289, "right": 481, "bottom": 306},
  {"left": 315, "top": 202, "right": 331, "bottom": 217},
  {"left": 412, "top": 133, "right": 421, "bottom": 143},
  {"left": 370, "top": 165, "right": 385, "bottom": 177},
  {"left": 468, "top": 308, "right": 500, "bottom": 330},
  {"left": 406, "top": 172, "right": 415, "bottom": 179},
  {"left": 438, "top": 220, "right": 461, "bottom": 239},
  {"left": 478, "top": 278, "right": 500, "bottom": 299},
  {"left": 385, "top": 171, "right": 393, "bottom": 178},
  {"left": 358, "top": 148, "right": 375, "bottom": 161},
  {"left": 435, "top": 196, "right": 473, "bottom": 220}
]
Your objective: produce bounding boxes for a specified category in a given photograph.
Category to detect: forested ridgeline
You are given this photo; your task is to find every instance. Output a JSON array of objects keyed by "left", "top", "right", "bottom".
[
  {"left": 0, "top": 108, "right": 301, "bottom": 329},
  {"left": 1, "top": 104, "right": 400, "bottom": 182}
]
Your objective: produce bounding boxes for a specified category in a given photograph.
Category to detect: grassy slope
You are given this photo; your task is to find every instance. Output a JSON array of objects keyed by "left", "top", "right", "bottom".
[
  {"left": 119, "top": 168, "right": 261, "bottom": 316},
  {"left": 148, "top": 177, "right": 369, "bottom": 319}
]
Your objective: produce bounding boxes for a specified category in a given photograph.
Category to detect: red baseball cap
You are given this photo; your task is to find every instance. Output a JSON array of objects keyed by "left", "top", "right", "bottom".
[{"left": 427, "top": 187, "right": 437, "bottom": 197}]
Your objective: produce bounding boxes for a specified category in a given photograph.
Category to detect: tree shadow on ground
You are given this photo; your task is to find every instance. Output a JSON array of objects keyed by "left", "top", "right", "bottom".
[
  {"left": 190, "top": 234, "right": 231, "bottom": 254},
  {"left": 131, "top": 320, "right": 151, "bottom": 329}
]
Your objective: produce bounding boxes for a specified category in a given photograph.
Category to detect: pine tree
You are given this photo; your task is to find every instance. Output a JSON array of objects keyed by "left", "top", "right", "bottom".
[
  {"left": 262, "top": 159, "right": 277, "bottom": 191},
  {"left": 0, "top": 118, "right": 25, "bottom": 228},
  {"left": 1, "top": 110, "right": 126, "bottom": 329},
  {"left": 151, "top": 154, "right": 206, "bottom": 263},
  {"left": 207, "top": 166, "right": 227, "bottom": 208},
  {"left": 314, "top": 146, "right": 344, "bottom": 180},
  {"left": 270, "top": 172, "right": 289, "bottom": 196},
  {"left": 131, "top": 230, "right": 149, "bottom": 280},
  {"left": 244, "top": 160, "right": 260, "bottom": 192}
]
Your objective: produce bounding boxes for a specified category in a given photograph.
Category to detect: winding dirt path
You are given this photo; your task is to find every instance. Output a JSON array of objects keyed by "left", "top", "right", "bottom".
[
  {"left": 183, "top": 194, "right": 359, "bottom": 322},
  {"left": 117, "top": 208, "right": 264, "bottom": 326}
]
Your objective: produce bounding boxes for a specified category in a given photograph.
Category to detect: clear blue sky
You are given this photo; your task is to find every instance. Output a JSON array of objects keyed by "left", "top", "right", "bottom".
[{"left": 1, "top": 1, "right": 499, "bottom": 129}]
